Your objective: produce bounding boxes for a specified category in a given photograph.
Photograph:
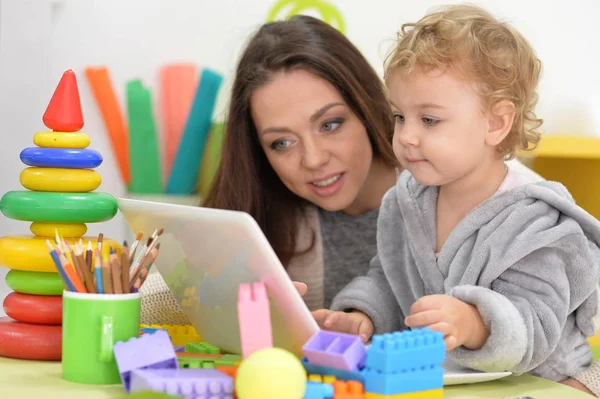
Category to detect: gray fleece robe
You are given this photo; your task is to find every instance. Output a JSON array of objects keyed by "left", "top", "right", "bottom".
[{"left": 331, "top": 170, "right": 600, "bottom": 381}]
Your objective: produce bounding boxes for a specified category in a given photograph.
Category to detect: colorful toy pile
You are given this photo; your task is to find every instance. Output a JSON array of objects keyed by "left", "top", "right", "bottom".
[
  {"left": 110, "top": 282, "right": 446, "bottom": 399},
  {"left": 0, "top": 69, "right": 120, "bottom": 361}
]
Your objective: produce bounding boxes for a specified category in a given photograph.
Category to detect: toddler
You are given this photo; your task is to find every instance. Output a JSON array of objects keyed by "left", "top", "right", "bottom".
[{"left": 315, "top": 4, "right": 600, "bottom": 383}]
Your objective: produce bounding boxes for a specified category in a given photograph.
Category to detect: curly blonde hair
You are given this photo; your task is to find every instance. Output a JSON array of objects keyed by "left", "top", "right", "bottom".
[{"left": 384, "top": 4, "right": 543, "bottom": 158}]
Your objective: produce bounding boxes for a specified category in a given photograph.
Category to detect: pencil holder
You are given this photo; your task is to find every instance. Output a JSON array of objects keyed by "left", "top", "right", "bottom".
[{"left": 62, "top": 290, "right": 140, "bottom": 385}]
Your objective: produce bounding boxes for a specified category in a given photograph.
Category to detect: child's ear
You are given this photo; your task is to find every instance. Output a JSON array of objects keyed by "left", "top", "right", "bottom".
[{"left": 486, "top": 100, "right": 516, "bottom": 146}]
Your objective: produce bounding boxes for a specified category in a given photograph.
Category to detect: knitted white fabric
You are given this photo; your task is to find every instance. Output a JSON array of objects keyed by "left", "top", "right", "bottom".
[
  {"left": 575, "top": 359, "right": 600, "bottom": 397},
  {"left": 140, "top": 270, "right": 191, "bottom": 325}
]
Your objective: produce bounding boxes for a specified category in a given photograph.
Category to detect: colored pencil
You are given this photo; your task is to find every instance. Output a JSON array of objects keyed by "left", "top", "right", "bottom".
[
  {"left": 101, "top": 254, "right": 113, "bottom": 294},
  {"left": 46, "top": 240, "right": 75, "bottom": 292},
  {"left": 59, "top": 252, "right": 87, "bottom": 293},
  {"left": 129, "top": 232, "right": 143, "bottom": 263},
  {"left": 86, "top": 241, "right": 93, "bottom": 273},
  {"left": 121, "top": 242, "right": 130, "bottom": 294},
  {"left": 94, "top": 249, "right": 104, "bottom": 294},
  {"left": 109, "top": 247, "right": 122, "bottom": 294}
]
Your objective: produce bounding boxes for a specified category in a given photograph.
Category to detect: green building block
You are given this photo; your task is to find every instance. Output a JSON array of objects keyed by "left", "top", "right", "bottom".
[
  {"left": 178, "top": 357, "right": 216, "bottom": 369},
  {"left": 214, "top": 354, "right": 241, "bottom": 366},
  {"left": 186, "top": 341, "right": 220, "bottom": 354}
]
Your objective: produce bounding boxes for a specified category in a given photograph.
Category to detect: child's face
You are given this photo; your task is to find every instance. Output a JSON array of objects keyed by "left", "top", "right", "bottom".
[{"left": 388, "top": 67, "right": 493, "bottom": 187}]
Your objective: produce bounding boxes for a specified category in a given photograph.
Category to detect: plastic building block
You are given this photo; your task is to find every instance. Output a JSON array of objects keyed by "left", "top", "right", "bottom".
[
  {"left": 303, "top": 330, "right": 367, "bottom": 371},
  {"left": 237, "top": 282, "right": 273, "bottom": 358},
  {"left": 215, "top": 354, "right": 242, "bottom": 367},
  {"left": 177, "top": 353, "right": 222, "bottom": 359},
  {"left": 129, "top": 368, "right": 234, "bottom": 399},
  {"left": 309, "top": 374, "right": 336, "bottom": 384},
  {"left": 302, "top": 358, "right": 365, "bottom": 383},
  {"left": 178, "top": 357, "right": 217, "bottom": 369},
  {"left": 364, "top": 389, "right": 442, "bottom": 399},
  {"left": 114, "top": 330, "right": 178, "bottom": 392},
  {"left": 174, "top": 345, "right": 185, "bottom": 353},
  {"left": 366, "top": 329, "right": 445, "bottom": 374},
  {"left": 333, "top": 381, "right": 364, "bottom": 399},
  {"left": 114, "top": 391, "right": 185, "bottom": 399},
  {"left": 43, "top": 69, "right": 84, "bottom": 132},
  {"left": 186, "top": 341, "right": 220, "bottom": 354},
  {"left": 140, "top": 327, "right": 168, "bottom": 335},
  {"left": 304, "top": 381, "right": 335, "bottom": 399},
  {"left": 141, "top": 323, "right": 202, "bottom": 346},
  {"left": 216, "top": 365, "right": 237, "bottom": 379},
  {"left": 361, "top": 366, "right": 443, "bottom": 395}
]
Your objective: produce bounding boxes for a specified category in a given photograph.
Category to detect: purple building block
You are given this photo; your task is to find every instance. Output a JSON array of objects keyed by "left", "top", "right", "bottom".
[
  {"left": 130, "top": 368, "right": 234, "bottom": 399},
  {"left": 302, "top": 330, "right": 367, "bottom": 371},
  {"left": 174, "top": 345, "right": 185, "bottom": 353},
  {"left": 114, "top": 330, "right": 179, "bottom": 392}
]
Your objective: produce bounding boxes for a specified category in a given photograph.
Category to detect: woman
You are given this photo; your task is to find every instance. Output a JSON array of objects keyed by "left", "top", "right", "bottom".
[{"left": 140, "top": 15, "right": 398, "bottom": 324}]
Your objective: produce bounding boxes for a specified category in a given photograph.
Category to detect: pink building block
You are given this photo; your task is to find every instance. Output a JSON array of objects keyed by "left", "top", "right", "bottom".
[{"left": 237, "top": 282, "right": 272, "bottom": 358}]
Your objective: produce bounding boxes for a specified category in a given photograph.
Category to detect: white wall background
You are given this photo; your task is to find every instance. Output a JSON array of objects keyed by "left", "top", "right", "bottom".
[{"left": 1, "top": 0, "right": 599, "bottom": 311}]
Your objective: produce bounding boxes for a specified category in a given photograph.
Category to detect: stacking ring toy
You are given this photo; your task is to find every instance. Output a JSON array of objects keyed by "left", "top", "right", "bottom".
[
  {"left": 33, "top": 131, "right": 90, "bottom": 149},
  {"left": 0, "top": 191, "right": 117, "bottom": 223},
  {"left": 20, "top": 167, "right": 102, "bottom": 192},
  {"left": 3, "top": 292, "right": 62, "bottom": 325},
  {"left": 30, "top": 222, "right": 87, "bottom": 238},
  {"left": 0, "top": 235, "right": 121, "bottom": 272},
  {"left": 5, "top": 269, "right": 64, "bottom": 295},
  {"left": 0, "top": 317, "right": 61, "bottom": 360},
  {"left": 19, "top": 147, "right": 103, "bottom": 169}
]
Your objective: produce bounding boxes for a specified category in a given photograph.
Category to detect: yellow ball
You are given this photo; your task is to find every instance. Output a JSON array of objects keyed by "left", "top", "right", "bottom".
[{"left": 235, "top": 347, "right": 307, "bottom": 399}]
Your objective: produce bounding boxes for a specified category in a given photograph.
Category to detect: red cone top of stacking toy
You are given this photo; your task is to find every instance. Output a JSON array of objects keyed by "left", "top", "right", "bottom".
[{"left": 43, "top": 69, "right": 84, "bottom": 132}]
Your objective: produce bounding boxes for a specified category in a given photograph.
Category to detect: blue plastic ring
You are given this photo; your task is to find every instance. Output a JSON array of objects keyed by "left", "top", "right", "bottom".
[{"left": 20, "top": 147, "right": 103, "bottom": 169}]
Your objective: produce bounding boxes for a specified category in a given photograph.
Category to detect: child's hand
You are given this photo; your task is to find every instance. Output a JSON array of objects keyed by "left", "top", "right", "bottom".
[
  {"left": 404, "top": 294, "right": 489, "bottom": 351},
  {"left": 312, "top": 309, "right": 374, "bottom": 342},
  {"left": 293, "top": 281, "right": 308, "bottom": 296}
]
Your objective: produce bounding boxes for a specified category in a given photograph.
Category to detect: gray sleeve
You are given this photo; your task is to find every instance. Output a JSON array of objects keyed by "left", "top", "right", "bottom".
[
  {"left": 330, "top": 253, "right": 404, "bottom": 334},
  {"left": 448, "top": 234, "right": 594, "bottom": 376}
]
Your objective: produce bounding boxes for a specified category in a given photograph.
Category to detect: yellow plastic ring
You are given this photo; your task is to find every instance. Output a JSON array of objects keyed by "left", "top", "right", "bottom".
[
  {"left": 33, "top": 132, "right": 90, "bottom": 149},
  {"left": 20, "top": 167, "right": 102, "bottom": 192},
  {"left": 30, "top": 222, "right": 87, "bottom": 238},
  {"left": 0, "top": 235, "right": 121, "bottom": 273}
]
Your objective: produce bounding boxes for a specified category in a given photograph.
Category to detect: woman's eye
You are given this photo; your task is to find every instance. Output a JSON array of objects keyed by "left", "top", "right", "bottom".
[
  {"left": 322, "top": 119, "right": 343, "bottom": 132},
  {"left": 393, "top": 114, "right": 405, "bottom": 122},
  {"left": 271, "top": 139, "right": 291, "bottom": 150},
  {"left": 422, "top": 117, "right": 439, "bottom": 126}
]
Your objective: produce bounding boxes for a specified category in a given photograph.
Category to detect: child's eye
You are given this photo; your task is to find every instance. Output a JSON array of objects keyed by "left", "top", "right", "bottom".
[
  {"left": 393, "top": 114, "right": 405, "bottom": 122},
  {"left": 422, "top": 117, "right": 440, "bottom": 126},
  {"left": 321, "top": 118, "right": 344, "bottom": 132},
  {"left": 271, "top": 139, "right": 292, "bottom": 150}
]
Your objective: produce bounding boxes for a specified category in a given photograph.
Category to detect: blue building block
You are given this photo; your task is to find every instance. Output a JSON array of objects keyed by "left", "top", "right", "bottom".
[
  {"left": 301, "top": 358, "right": 364, "bottom": 383},
  {"left": 140, "top": 328, "right": 168, "bottom": 335},
  {"left": 362, "top": 365, "right": 444, "bottom": 395},
  {"left": 366, "top": 328, "right": 445, "bottom": 374},
  {"left": 303, "top": 381, "right": 334, "bottom": 399}
]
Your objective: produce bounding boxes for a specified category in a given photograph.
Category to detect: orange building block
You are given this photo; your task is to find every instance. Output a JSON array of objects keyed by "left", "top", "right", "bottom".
[{"left": 334, "top": 380, "right": 365, "bottom": 398}]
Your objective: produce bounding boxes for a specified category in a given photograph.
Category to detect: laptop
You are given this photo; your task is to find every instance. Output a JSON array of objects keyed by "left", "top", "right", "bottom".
[{"left": 117, "top": 198, "right": 319, "bottom": 358}]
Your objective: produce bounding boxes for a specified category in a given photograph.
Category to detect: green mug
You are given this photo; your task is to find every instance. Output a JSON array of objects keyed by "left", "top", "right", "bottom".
[{"left": 62, "top": 291, "right": 141, "bottom": 385}]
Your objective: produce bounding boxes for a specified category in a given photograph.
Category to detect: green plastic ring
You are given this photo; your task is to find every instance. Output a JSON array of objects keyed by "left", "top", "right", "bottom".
[
  {"left": 0, "top": 191, "right": 118, "bottom": 223},
  {"left": 5, "top": 270, "right": 64, "bottom": 296}
]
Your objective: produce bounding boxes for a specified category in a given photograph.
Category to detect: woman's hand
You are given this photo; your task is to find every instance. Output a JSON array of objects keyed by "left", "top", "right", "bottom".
[
  {"left": 293, "top": 281, "right": 307, "bottom": 296},
  {"left": 312, "top": 309, "right": 374, "bottom": 342}
]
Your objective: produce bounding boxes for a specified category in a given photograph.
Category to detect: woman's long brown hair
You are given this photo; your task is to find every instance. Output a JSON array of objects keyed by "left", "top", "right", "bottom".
[{"left": 203, "top": 16, "right": 396, "bottom": 266}]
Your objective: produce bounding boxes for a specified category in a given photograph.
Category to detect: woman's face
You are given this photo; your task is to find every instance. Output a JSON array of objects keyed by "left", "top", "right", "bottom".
[{"left": 251, "top": 69, "right": 374, "bottom": 212}]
